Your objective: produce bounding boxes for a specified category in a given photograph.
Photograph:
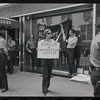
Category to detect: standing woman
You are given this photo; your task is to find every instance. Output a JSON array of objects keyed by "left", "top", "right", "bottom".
[
  {"left": 66, "top": 29, "right": 78, "bottom": 77},
  {"left": 41, "top": 29, "right": 54, "bottom": 96},
  {"left": 0, "top": 30, "right": 8, "bottom": 93},
  {"left": 26, "top": 34, "right": 37, "bottom": 72},
  {"left": 37, "top": 29, "right": 57, "bottom": 97}
]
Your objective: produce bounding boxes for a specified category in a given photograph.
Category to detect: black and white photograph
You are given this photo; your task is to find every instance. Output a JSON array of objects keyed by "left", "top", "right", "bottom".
[{"left": 0, "top": 3, "right": 99, "bottom": 99}]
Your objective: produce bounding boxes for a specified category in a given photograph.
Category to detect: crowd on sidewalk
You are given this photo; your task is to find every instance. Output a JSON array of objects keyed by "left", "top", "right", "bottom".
[{"left": 0, "top": 23, "right": 100, "bottom": 97}]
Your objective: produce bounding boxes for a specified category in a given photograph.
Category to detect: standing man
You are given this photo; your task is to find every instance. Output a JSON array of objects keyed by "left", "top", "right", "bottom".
[
  {"left": 7, "top": 36, "right": 15, "bottom": 74},
  {"left": 66, "top": 29, "right": 78, "bottom": 77},
  {"left": 0, "top": 30, "right": 8, "bottom": 93},
  {"left": 89, "top": 24, "right": 100, "bottom": 97},
  {"left": 26, "top": 34, "right": 37, "bottom": 72}
]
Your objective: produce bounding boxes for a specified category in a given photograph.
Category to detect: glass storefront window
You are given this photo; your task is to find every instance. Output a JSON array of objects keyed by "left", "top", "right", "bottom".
[{"left": 36, "top": 10, "right": 93, "bottom": 71}]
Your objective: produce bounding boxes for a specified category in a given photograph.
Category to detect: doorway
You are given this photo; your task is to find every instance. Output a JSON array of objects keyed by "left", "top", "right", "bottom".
[{"left": 7, "top": 28, "right": 19, "bottom": 68}]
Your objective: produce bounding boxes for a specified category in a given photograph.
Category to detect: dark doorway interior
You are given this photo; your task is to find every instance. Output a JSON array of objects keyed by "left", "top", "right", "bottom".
[{"left": 7, "top": 28, "right": 19, "bottom": 68}]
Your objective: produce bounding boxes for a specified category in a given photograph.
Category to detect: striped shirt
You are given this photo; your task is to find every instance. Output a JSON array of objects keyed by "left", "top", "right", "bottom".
[
  {"left": 0, "top": 37, "right": 8, "bottom": 56},
  {"left": 67, "top": 36, "right": 78, "bottom": 48},
  {"left": 26, "top": 39, "right": 36, "bottom": 50}
]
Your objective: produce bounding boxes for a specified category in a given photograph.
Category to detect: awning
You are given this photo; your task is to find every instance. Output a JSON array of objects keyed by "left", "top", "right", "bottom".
[{"left": 0, "top": 17, "right": 19, "bottom": 29}]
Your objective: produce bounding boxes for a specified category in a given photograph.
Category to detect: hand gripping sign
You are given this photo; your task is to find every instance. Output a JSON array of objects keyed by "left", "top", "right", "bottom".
[{"left": 37, "top": 40, "right": 60, "bottom": 59}]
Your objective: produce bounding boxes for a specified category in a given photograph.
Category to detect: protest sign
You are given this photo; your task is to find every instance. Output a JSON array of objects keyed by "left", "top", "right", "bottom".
[{"left": 37, "top": 40, "right": 60, "bottom": 59}]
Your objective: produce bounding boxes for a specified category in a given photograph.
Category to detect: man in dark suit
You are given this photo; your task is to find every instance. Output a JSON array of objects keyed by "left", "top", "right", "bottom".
[{"left": 0, "top": 30, "right": 8, "bottom": 93}]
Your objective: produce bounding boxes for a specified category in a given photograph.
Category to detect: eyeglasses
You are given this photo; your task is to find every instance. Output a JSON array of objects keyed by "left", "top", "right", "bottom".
[{"left": 47, "top": 33, "right": 51, "bottom": 34}]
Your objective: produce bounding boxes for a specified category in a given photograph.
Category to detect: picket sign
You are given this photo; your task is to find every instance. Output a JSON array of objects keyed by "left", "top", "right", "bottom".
[{"left": 37, "top": 40, "right": 60, "bottom": 59}]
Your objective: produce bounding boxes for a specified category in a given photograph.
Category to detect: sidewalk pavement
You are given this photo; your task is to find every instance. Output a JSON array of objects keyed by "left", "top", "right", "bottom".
[{"left": 0, "top": 69, "right": 93, "bottom": 97}]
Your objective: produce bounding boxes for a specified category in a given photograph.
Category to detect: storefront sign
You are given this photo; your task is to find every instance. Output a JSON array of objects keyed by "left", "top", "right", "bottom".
[
  {"left": 0, "top": 18, "right": 19, "bottom": 28},
  {"left": 38, "top": 24, "right": 45, "bottom": 41},
  {"left": 37, "top": 40, "right": 60, "bottom": 59},
  {"left": 0, "top": 19, "right": 11, "bottom": 25}
]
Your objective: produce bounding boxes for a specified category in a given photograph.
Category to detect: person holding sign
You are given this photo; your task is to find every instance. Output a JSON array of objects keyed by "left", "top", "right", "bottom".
[{"left": 37, "top": 29, "right": 60, "bottom": 97}]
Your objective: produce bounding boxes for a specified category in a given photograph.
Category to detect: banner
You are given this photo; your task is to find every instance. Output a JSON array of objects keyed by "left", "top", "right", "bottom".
[
  {"left": 37, "top": 40, "right": 60, "bottom": 59},
  {"left": 38, "top": 18, "right": 72, "bottom": 41},
  {"left": 46, "top": 18, "right": 72, "bottom": 41}
]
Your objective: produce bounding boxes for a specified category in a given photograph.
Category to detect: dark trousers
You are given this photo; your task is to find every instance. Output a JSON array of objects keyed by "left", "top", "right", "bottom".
[
  {"left": 59, "top": 50, "right": 66, "bottom": 64},
  {"left": 89, "top": 63, "right": 100, "bottom": 97},
  {"left": 75, "top": 46, "right": 81, "bottom": 70},
  {"left": 0, "top": 54, "right": 8, "bottom": 89},
  {"left": 41, "top": 59, "right": 54, "bottom": 95},
  {"left": 7, "top": 51, "right": 15, "bottom": 74},
  {"left": 30, "top": 49, "right": 37, "bottom": 71},
  {"left": 75, "top": 58, "right": 80, "bottom": 72},
  {"left": 67, "top": 48, "right": 76, "bottom": 74}
]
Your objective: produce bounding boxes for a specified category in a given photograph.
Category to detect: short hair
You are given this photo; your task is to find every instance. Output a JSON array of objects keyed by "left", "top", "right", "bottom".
[
  {"left": 76, "top": 30, "right": 80, "bottom": 36},
  {"left": 44, "top": 29, "right": 52, "bottom": 38},
  {"left": 8, "top": 36, "right": 12, "bottom": 39},
  {"left": 44, "top": 29, "right": 51, "bottom": 35},
  {"left": 96, "top": 24, "right": 100, "bottom": 31},
  {"left": 70, "top": 29, "right": 76, "bottom": 34}
]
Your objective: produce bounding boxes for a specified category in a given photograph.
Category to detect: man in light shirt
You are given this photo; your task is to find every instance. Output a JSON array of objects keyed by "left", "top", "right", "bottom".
[
  {"left": 66, "top": 29, "right": 78, "bottom": 77},
  {"left": 89, "top": 24, "right": 100, "bottom": 97}
]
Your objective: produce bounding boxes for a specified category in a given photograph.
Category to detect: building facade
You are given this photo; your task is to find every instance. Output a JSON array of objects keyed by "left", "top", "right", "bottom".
[{"left": 0, "top": 3, "right": 99, "bottom": 75}]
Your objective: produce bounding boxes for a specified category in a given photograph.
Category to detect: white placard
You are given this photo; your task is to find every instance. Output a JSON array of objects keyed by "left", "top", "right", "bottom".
[{"left": 37, "top": 40, "right": 60, "bottom": 59}]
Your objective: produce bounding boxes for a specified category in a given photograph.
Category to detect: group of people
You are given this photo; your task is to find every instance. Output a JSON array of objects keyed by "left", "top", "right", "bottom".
[
  {"left": 25, "top": 24, "right": 83, "bottom": 96},
  {"left": 0, "top": 23, "right": 100, "bottom": 97}
]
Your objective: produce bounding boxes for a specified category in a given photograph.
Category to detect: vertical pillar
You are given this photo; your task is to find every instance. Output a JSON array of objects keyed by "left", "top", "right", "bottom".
[
  {"left": 19, "top": 17, "right": 25, "bottom": 71},
  {"left": 30, "top": 18, "right": 32, "bottom": 35},
  {"left": 15, "top": 28, "right": 18, "bottom": 67},
  {"left": 93, "top": 3, "right": 96, "bottom": 38},
  {"left": 23, "top": 16, "right": 25, "bottom": 71},
  {"left": 30, "top": 18, "right": 32, "bottom": 68},
  {"left": 19, "top": 17, "right": 22, "bottom": 71}
]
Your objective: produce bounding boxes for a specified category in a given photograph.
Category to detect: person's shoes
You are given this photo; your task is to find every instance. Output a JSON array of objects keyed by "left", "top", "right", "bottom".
[
  {"left": 67, "top": 73, "right": 72, "bottom": 78},
  {"left": 47, "top": 89, "right": 49, "bottom": 93},
  {"left": 31, "top": 70, "right": 35, "bottom": 72},
  {"left": 9, "top": 72, "right": 13, "bottom": 74},
  {"left": 72, "top": 73, "right": 77, "bottom": 77},
  {"left": 6, "top": 71, "right": 9, "bottom": 73},
  {"left": 1, "top": 88, "right": 8, "bottom": 93},
  {"left": 42, "top": 94, "right": 46, "bottom": 97}
]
